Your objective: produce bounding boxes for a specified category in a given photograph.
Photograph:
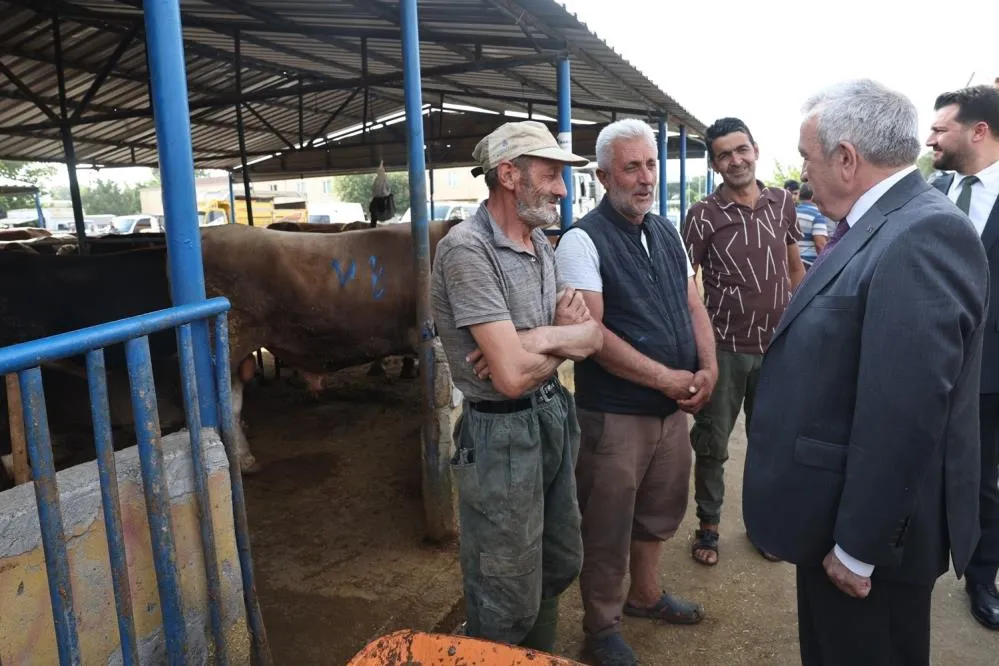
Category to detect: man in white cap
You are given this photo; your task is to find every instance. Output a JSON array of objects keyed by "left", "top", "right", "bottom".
[{"left": 431, "top": 120, "right": 604, "bottom": 651}]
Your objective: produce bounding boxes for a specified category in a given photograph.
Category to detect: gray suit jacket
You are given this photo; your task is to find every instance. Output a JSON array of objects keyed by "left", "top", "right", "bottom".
[
  {"left": 932, "top": 172, "right": 999, "bottom": 394},
  {"left": 743, "top": 171, "right": 990, "bottom": 585}
]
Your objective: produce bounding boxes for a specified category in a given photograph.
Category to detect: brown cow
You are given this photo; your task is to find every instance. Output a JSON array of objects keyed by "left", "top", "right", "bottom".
[
  {"left": 201, "top": 220, "right": 460, "bottom": 471},
  {"left": 266, "top": 220, "right": 375, "bottom": 233},
  {"left": 0, "top": 227, "right": 51, "bottom": 241}
]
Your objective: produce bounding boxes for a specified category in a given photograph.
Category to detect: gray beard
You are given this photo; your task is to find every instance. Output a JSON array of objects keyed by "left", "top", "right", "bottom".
[{"left": 517, "top": 200, "right": 559, "bottom": 228}]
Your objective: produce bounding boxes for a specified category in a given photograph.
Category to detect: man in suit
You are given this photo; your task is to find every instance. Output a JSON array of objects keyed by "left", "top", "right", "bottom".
[
  {"left": 743, "top": 78, "right": 989, "bottom": 665},
  {"left": 926, "top": 84, "right": 999, "bottom": 630}
]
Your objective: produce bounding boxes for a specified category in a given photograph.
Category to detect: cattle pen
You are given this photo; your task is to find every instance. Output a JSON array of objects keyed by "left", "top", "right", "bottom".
[{"left": 0, "top": 1, "right": 709, "bottom": 663}]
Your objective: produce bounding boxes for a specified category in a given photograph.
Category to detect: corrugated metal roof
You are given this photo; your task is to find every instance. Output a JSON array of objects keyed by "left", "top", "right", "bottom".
[{"left": 0, "top": 0, "right": 707, "bottom": 172}]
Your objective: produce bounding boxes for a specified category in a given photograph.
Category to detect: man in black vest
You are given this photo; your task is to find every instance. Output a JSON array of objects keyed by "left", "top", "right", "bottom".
[
  {"left": 555, "top": 119, "right": 718, "bottom": 666},
  {"left": 927, "top": 84, "right": 999, "bottom": 630}
]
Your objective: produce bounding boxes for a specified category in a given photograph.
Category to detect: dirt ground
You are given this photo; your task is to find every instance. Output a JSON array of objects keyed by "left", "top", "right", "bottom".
[{"left": 240, "top": 359, "right": 999, "bottom": 665}]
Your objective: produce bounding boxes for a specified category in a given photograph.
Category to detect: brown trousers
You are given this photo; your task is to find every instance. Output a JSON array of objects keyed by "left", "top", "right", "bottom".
[{"left": 575, "top": 409, "right": 692, "bottom": 637}]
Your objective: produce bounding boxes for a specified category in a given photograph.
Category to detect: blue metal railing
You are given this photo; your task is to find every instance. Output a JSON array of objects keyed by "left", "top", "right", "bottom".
[{"left": 0, "top": 297, "right": 271, "bottom": 666}]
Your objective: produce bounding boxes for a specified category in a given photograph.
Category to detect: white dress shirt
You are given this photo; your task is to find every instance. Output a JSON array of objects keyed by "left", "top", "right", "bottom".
[
  {"left": 833, "top": 164, "right": 918, "bottom": 579},
  {"left": 946, "top": 159, "right": 999, "bottom": 236}
]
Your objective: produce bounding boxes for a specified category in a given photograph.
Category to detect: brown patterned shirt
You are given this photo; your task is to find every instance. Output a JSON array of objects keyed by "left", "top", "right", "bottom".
[{"left": 683, "top": 181, "right": 802, "bottom": 354}]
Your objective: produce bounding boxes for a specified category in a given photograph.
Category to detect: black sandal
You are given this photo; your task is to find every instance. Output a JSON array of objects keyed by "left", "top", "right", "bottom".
[{"left": 692, "top": 528, "right": 719, "bottom": 566}]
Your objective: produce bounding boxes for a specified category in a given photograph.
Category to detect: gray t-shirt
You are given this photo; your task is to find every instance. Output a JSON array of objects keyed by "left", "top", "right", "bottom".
[{"left": 431, "top": 203, "right": 560, "bottom": 401}]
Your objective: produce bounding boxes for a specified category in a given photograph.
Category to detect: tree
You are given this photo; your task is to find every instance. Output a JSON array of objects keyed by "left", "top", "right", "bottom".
[
  {"left": 916, "top": 150, "right": 936, "bottom": 178},
  {"left": 0, "top": 160, "right": 57, "bottom": 212},
  {"left": 765, "top": 160, "right": 802, "bottom": 188},
  {"left": 333, "top": 171, "right": 411, "bottom": 212},
  {"left": 668, "top": 175, "right": 708, "bottom": 204},
  {"left": 80, "top": 179, "right": 142, "bottom": 215}
]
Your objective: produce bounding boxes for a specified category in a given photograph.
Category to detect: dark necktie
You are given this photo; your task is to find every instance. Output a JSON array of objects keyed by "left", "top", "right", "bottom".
[
  {"left": 956, "top": 175, "right": 979, "bottom": 215},
  {"left": 809, "top": 218, "right": 851, "bottom": 272}
]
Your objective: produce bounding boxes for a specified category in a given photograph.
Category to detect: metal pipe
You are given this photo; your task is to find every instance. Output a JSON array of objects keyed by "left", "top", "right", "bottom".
[
  {"left": 143, "top": 0, "right": 219, "bottom": 427},
  {"left": 679, "top": 125, "right": 688, "bottom": 224},
  {"left": 557, "top": 57, "right": 573, "bottom": 231},
  {"left": 234, "top": 31, "right": 255, "bottom": 227},
  {"left": 52, "top": 14, "right": 88, "bottom": 254},
  {"left": 706, "top": 153, "right": 714, "bottom": 194},
  {"left": 214, "top": 314, "right": 273, "bottom": 665},
  {"left": 33, "top": 192, "right": 45, "bottom": 228},
  {"left": 228, "top": 171, "right": 237, "bottom": 223},
  {"left": 401, "top": 0, "right": 451, "bottom": 542},
  {"left": 86, "top": 350, "right": 139, "bottom": 666},
  {"left": 0, "top": 298, "right": 231, "bottom": 375},
  {"left": 177, "top": 323, "right": 229, "bottom": 664},
  {"left": 657, "top": 117, "right": 668, "bottom": 219},
  {"left": 18, "top": 366, "right": 82, "bottom": 665},
  {"left": 125, "top": 336, "right": 187, "bottom": 666}
]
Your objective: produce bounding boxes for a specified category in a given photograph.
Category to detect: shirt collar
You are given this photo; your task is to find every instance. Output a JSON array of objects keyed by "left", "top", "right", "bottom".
[
  {"left": 713, "top": 179, "right": 785, "bottom": 211},
  {"left": 844, "top": 165, "right": 917, "bottom": 227},
  {"left": 958, "top": 159, "right": 999, "bottom": 190}
]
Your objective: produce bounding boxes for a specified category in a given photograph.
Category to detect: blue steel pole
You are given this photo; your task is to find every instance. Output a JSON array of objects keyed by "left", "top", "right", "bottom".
[
  {"left": 143, "top": 0, "right": 218, "bottom": 428},
  {"left": 557, "top": 57, "right": 574, "bottom": 231},
  {"left": 86, "top": 350, "right": 139, "bottom": 666},
  {"left": 657, "top": 118, "right": 668, "bottom": 218},
  {"left": 679, "top": 125, "right": 688, "bottom": 224},
  {"left": 707, "top": 152, "right": 714, "bottom": 193},
  {"left": 228, "top": 171, "right": 236, "bottom": 223},
  {"left": 125, "top": 336, "right": 187, "bottom": 666},
  {"left": 33, "top": 192, "right": 45, "bottom": 228},
  {"left": 214, "top": 315, "right": 273, "bottom": 665},
  {"left": 401, "top": 0, "right": 453, "bottom": 542},
  {"left": 19, "top": 367, "right": 82, "bottom": 665}
]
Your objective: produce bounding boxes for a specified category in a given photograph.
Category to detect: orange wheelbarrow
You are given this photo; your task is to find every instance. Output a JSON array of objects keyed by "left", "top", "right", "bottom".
[{"left": 347, "top": 629, "right": 585, "bottom": 665}]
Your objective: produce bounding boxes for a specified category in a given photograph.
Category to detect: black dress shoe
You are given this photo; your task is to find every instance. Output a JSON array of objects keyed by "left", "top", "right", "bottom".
[{"left": 966, "top": 580, "right": 999, "bottom": 630}]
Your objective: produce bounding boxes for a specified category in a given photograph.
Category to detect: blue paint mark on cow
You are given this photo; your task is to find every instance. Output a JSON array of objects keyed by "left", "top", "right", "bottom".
[
  {"left": 369, "top": 256, "right": 385, "bottom": 300},
  {"left": 331, "top": 259, "right": 357, "bottom": 287}
]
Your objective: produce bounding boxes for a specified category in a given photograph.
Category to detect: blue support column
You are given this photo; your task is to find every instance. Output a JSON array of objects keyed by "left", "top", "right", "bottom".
[
  {"left": 228, "top": 171, "right": 236, "bottom": 223},
  {"left": 33, "top": 192, "right": 45, "bottom": 228},
  {"left": 657, "top": 118, "right": 668, "bottom": 218},
  {"left": 143, "top": 0, "right": 218, "bottom": 427},
  {"left": 401, "top": 0, "right": 454, "bottom": 542},
  {"left": 557, "top": 57, "right": 574, "bottom": 231},
  {"left": 706, "top": 152, "right": 714, "bottom": 194},
  {"left": 679, "top": 125, "right": 688, "bottom": 224}
]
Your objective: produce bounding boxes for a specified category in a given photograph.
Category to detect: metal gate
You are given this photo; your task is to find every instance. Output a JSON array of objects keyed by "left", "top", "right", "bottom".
[{"left": 0, "top": 297, "right": 270, "bottom": 665}]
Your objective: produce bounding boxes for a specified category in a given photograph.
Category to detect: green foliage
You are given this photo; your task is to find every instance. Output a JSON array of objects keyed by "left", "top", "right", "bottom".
[
  {"left": 916, "top": 151, "right": 935, "bottom": 178},
  {"left": 0, "top": 160, "right": 57, "bottom": 212},
  {"left": 765, "top": 160, "right": 802, "bottom": 188},
  {"left": 333, "top": 171, "right": 411, "bottom": 211},
  {"left": 668, "top": 175, "right": 709, "bottom": 204},
  {"left": 79, "top": 179, "right": 142, "bottom": 215}
]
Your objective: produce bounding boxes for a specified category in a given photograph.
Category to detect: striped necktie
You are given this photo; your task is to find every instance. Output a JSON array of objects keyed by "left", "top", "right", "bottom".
[
  {"left": 956, "top": 175, "right": 979, "bottom": 215},
  {"left": 809, "top": 218, "right": 851, "bottom": 272}
]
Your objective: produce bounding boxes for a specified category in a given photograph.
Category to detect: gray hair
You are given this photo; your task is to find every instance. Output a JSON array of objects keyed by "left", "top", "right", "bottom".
[
  {"left": 595, "top": 118, "right": 657, "bottom": 170},
  {"left": 802, "top": 79, "right": 920, "bottom": 167}
]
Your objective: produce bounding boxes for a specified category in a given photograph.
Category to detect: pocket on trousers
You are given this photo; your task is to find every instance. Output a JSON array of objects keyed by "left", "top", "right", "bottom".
[
  {"left": 794, "top": 436, "right": 848, "bottom": 472},
  {"left": 478, "top": 544, "right": 542, "bottom": 630}
]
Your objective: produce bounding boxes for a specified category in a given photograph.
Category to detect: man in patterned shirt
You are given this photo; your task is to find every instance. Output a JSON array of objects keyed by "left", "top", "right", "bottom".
[{"left": 683, "top": 117, "right": 805, "bottom": 566}]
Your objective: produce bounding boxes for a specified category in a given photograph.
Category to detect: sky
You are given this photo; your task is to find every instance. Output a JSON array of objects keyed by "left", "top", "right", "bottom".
[
  {"left": 561, "top": 0, "right": 999, "bottom": 179},
  {"left": 38, "top": 0, "right": 999, "bottom": 190}
]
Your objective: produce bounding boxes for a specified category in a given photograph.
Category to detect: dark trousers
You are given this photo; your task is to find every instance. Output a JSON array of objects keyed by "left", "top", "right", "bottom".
[
  {"left": 967, "top": 394, "right": 999, "bottom": 587},
  {"left": 575, "top": 409, "right": 691, "bottom": 637},
  {"left": 796, "top": 565, "right": 932, "bottom": 666},
  {"left": 451, "top": 383, "right": 583, "bottom": 645}
]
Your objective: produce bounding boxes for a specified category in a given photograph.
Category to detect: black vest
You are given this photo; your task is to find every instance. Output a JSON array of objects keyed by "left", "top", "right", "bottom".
[{"left": 572, "top": 197, "right": 698, "bottom": 416}]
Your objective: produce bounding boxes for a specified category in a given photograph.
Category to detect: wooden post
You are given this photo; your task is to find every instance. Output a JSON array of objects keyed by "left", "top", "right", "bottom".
[{"left": 5, "top": 374, "right": 31, "bottom": 484}]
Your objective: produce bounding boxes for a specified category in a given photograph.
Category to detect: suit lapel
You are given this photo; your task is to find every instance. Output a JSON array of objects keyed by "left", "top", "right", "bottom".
[
  {"left": 980, "top": 198, "right": 999, "bottom": 251},
  {"left": 772, "top": 171, "right": 927, "bottom": 343}
]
